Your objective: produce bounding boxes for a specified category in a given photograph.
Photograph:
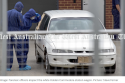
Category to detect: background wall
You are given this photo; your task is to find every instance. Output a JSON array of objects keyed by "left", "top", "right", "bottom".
[
  {"left": 105, "top": 0, "right": 113, "bottom": 29},
  {"left": 59, "top": 0, "right": 82, "bottom": 10}
]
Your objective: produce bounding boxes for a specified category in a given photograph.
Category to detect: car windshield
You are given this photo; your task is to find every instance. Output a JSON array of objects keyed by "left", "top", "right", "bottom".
[{"left": 48, "top": 17, "right": 104, "bottom": 31}]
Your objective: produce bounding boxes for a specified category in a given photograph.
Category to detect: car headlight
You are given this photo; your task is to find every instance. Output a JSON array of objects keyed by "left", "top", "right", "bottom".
[
  {"left": 52, "top": 49, "right": 73, "bottom": 53},
  {"left": 100, "top": 49, "right": 114, "bottom": 53}
]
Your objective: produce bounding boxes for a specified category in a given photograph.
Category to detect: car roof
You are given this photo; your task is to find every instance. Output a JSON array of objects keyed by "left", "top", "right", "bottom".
[{"left": 44, "top": 10, "right": 94, "bottom": 19}]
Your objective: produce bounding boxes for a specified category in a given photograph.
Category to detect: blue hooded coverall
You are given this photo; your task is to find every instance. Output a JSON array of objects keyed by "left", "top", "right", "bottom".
[
  {"left": 7, "top": 1, "right": 26, "bottom": 69},
  {"left": 22, "top": 8, "right": 41, "bottom": 64},
  {"left": 112, "top": 0, "right": 120, "bottom": 39}
]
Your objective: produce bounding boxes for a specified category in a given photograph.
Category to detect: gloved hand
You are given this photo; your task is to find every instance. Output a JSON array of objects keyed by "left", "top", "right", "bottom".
[{"left": 36, "top": 13, "right": 40, "bottom": 17}]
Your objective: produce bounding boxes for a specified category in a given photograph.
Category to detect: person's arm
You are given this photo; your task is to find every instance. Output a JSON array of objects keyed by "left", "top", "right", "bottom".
[
  {"left": 116, "top": 4, "right": 121, "bottom": 14},
  {"left": 115, "top": 0, "right": 121, "bottom": 14},
  {"left": 17, "top": 13, "right": 31, "bottom": 30},
  {"left": 32, "top": 13, "right": 41, "bottom": 23}
]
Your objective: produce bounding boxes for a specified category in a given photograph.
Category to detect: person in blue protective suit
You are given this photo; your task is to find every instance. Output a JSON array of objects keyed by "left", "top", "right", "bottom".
[
  {"left": 23, "top": 8, "right": 41, "bottom": 31},
  {"left": 21, "top": 8, "right": 41, "bottom": 69},
  {"left": 112, "top": 0, "right": 120, "bottom": 40},
  {"left": 7, "top": 1, "right": 31, "bottom": 71}
]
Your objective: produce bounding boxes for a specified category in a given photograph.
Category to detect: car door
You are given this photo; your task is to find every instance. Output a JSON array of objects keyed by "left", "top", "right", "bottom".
[{"left": 36, "top": 14, "right": 50, "bottom": 58}]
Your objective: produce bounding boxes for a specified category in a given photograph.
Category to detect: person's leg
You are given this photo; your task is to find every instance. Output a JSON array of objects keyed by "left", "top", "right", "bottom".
[
  {"left": 113, "top": 14, "right": 120, "bottom": 40},
  {"left": 7, "top": 36, "right": 14, "bottom": 70},
  {"left": 15, "top": 36, "right": 31, "bottom": 70},
  {"left": 22, "top": 37, "right": 31, "bottom": 69},
  {"left": 14, "top": 37, "right": 26, "bottom": 68},
  {"left": 23, "top": 37, "right": 29, "bottom": 63}
]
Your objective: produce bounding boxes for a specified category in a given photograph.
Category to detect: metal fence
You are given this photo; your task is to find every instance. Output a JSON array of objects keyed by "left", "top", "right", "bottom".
[
  {"left": 0, "top": 0, "right": 2, "bottom": 76},
  {"left": 0, "top": 0, "right": 124, "bottom": 76}
]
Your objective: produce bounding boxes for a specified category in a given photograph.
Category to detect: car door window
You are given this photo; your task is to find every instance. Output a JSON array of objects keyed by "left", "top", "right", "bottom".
[
  {"left": 36, "top": 13, "right": 45, "bottom": 30},
  {"left": 43, "top": 16, "right": 50, "bottom": 30},
  {"left": 40, "top": 15, "right": 50, "bottom": 30}
]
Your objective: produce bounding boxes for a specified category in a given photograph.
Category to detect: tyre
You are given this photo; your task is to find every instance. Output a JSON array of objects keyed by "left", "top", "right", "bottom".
[
  {"left": 105, "top": 63, "right": 116, "bottom": 74},
  {"left": 44, "top": 50, "right": 54, "bottom": 74}
]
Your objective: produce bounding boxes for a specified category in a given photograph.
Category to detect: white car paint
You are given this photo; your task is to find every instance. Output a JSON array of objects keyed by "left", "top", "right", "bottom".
[{"left": 35, "top": 10, "right": 116, "bottom": 69}]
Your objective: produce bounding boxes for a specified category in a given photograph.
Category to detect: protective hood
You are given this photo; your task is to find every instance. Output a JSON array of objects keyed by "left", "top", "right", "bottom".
[
  {"left": 24, "top": 8, "right": 36, "bottom": 19},
  {"left": 14, "top": 1, "right": 24, "bottom": 12}
]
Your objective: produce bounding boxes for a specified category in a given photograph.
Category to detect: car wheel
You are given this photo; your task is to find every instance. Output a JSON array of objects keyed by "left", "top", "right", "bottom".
[
  {"left": 44, "top": 50, "right": 54, "bottom": 74},
  {"left": 105, "top": 63, "right": 116, "bottom": 74},
  {"left": 35, "top": 41, "right": 42, "bottom": 63}
]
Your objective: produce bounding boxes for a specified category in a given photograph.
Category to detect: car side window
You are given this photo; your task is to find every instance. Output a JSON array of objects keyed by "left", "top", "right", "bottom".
[
  {"left": 43, "top": 16, "right": 50, "bottom": 30},
  {"left": 36, "top": 13, "right": 45, "bottom": 30},
  {"left": 40, "top": 15, "right": 50, "bottom": 30}
]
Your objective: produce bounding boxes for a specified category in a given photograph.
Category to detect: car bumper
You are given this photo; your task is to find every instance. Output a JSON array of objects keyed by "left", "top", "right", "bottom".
[{"left": 47, "top": 53, "right": 116, "bottom": 68}]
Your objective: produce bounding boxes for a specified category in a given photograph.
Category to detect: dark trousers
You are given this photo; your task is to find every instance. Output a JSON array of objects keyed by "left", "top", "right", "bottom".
[
  {"left": 7, "top": 36, "right": 29, "bottom": 68},
  {"left": 113, "top": 12, "right": 120, "bottom": 39}
]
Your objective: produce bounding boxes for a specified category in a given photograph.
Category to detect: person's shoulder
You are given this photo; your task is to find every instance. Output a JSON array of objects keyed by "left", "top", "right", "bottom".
[
  {"left": 14, "top": 10, "right": 23, "bottom": 16},
  {"left": 7, "top": 9, "right": 13, "bottom": 12},
  {"left": 8, "top": 9, "right": 18, "bottom": 13},
  {"left": 12, "top": 9, "right": 23, "bottom": 16}
]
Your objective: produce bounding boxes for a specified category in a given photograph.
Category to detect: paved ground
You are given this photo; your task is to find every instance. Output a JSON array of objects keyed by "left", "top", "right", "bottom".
[{"left": 0, "top": 40, "right": 122, "bottom": 76}]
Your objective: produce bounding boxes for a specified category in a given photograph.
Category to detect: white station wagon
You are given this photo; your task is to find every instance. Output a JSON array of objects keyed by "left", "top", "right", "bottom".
[{"left": 35, "top": 10, "right": 116, "bottom": 74}]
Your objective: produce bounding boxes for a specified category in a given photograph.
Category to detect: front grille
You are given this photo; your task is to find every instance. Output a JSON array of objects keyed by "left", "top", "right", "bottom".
[
  {"left": 74, "top": 51, "right": 83, "bottom": 53},
  {"left": 85, "top": 51, "right": 94, "bottom": 53}
]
